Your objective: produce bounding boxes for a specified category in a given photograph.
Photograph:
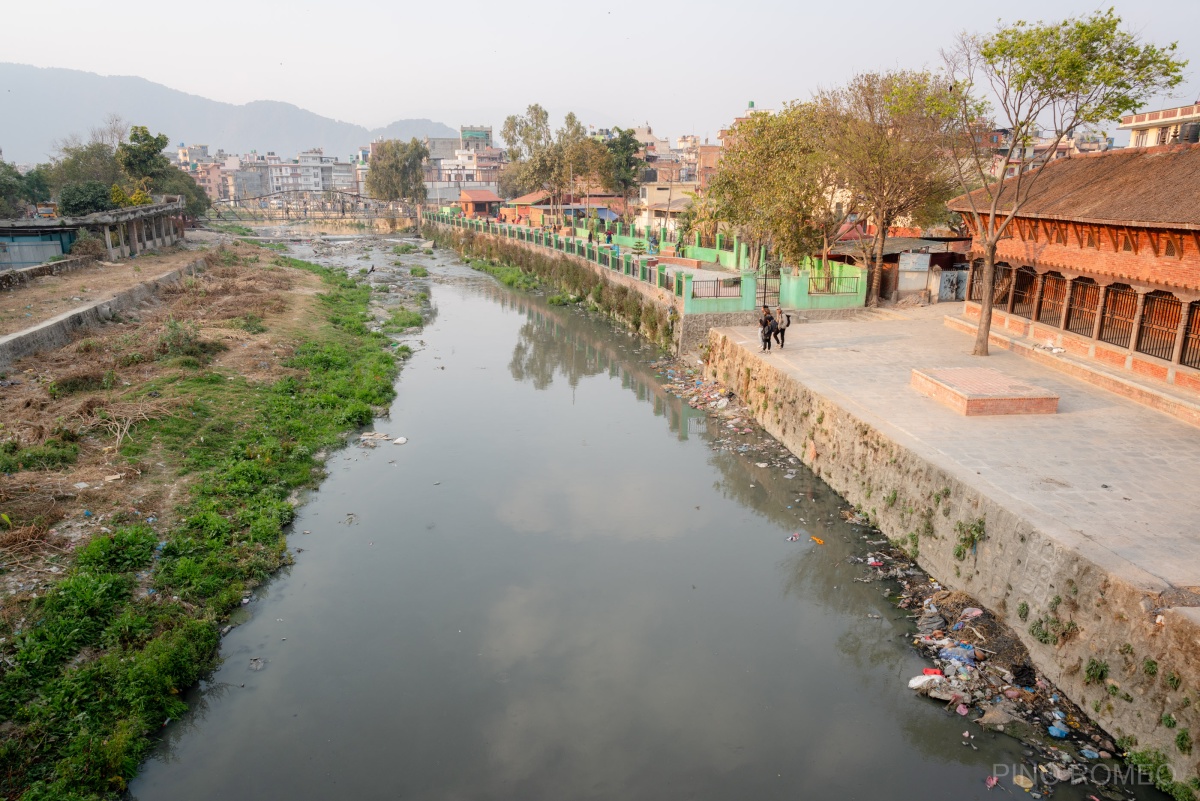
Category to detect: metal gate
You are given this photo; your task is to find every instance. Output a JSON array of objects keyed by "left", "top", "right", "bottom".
[
  {"left": 938, "top": 269, "right": 967, "bottom": 301},
  {"left": 757, "top": 276, "right": 780, "bottom": 308}
]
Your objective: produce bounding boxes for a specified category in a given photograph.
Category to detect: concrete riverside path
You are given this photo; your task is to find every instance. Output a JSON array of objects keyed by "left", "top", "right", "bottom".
[{"left": 716, "top": 304, "right": 1200, "bottom": 591}]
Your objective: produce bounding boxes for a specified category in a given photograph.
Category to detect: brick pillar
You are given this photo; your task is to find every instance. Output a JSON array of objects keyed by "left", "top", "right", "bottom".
[
  {"left": 1129, "top": 291, "right": 1148, "bottom": 351},
  {"left": 1030, "top": 273, "right": 1045, "bottom": 321},
  {"left": 1171, "top": 303, "right": 1190, "bottom": 364},
  {"left": 1091, "top": 285, "right": 1108, "bottom": 340}
]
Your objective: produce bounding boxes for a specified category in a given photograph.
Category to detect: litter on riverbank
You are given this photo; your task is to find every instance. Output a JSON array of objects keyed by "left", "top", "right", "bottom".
[{"left": 651, "top": 353, "right": 1155, "bottom": 800}]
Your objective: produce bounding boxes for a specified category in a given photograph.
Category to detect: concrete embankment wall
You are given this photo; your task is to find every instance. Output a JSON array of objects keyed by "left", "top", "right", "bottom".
[
  {"left": 0, "top": 256, "right": 210, "bottom": 372},
  {"left": 0, "top": 255, "right": 98, "bottom": 291},
  {"left": 706, "top": 328, "right": 1200, "bottom": 783},
  {"left": 426, "top": 223, "right": 686, "bottom": 351}
]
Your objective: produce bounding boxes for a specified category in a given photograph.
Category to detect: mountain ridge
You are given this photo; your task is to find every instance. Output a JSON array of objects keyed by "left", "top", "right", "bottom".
[{"left": 0, "top": 63, "right": 458, "bottom": 164}]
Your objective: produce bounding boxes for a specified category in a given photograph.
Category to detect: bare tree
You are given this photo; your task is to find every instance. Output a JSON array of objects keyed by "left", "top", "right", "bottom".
[{"left": 942, "top": 10, "right": 1185, "bottom": 355}]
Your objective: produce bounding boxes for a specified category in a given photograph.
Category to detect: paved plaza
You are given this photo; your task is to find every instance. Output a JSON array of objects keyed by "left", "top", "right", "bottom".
[{"left": 719, "top": 306, "right": 1200, "bottom": 590}]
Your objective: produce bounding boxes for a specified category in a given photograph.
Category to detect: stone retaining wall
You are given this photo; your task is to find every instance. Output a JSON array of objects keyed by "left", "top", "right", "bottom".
[
  {"left": 0, "top": 256, "right": 209, "bottom": 372},
  {"left": 706, "top": 327, "right": 1200, "bottom": 786}
]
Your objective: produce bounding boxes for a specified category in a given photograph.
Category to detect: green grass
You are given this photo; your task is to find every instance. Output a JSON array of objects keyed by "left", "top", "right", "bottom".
[
  {"left": 209, "top": 223, "right": 256, "bottom": 237},
  {"left": 469, "top": 258, "right": 538, "bottom": 291},
  {"left": 409, "top": 266, "right": 428, "bottom": 278},
  {"left": 0, "top": 256, "right": 404, "bottom": 800},
  {"left": 392, "top": 244, "right": 417, "bottom": 255},
  {"left": 0, "top": 438, "right": 80, "bottom": 474},
  {"left": 381, "top": 307, "right": 423, "bottom": 333}
]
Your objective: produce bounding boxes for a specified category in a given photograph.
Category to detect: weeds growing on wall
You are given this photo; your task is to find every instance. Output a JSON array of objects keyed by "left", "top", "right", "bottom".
[
  {"left": 425, "top": 225, "right": 673, "bottom": 349},
  {"left": 0, "top": 255, "right": 403, "bottom": 800}
]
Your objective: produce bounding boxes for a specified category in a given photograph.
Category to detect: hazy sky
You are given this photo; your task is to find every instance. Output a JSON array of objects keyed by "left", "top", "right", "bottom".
[{"left": 5, "top": 0, "right": 1198, "bottom": 144}]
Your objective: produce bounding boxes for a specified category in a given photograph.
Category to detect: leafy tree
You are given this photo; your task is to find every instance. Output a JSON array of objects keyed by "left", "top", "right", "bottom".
[
  {"left": 58, "top": 180, "right": 116, "bottom": 217},
  {"left": 20, "top": 165, "right": 51, "bottom": 204},
  {"left": 942, "top": 10, "right": 1186, "bottom": 355},
  {"left": 708, "top": 103, "right": 856, "bottom": 272},
  {"left": 117, "top": 126, "right": 172, "bottom": 182},
  {"left": 501, "top": 104, "right": 552, "bottom": 162},
  {"left": 0, "top": 161, "right": 27, "bottom": 217},
  {"left": 499, "top": 106, "right": 599, "bottom": 221},
  {"left": 48, "top": 140, "right": 123, "bottom": 192},
  {"left": 603, "top": 128, "right": 644, "bottom": 219},
  {"left": 818, "top": 70, "right": 959, "bottom": 305},
  {"left": 155, "top": 167, "right": 210, "bottom": 218},
  {"left": 366, "top": 138, "right": 429, "bottom": 205}
]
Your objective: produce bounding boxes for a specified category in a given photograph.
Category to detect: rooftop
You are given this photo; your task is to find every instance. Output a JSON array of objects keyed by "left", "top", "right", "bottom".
[
  {"left": 459, "top": 189, "right": 502, "bottom": 203},
  {"left": 946, "top": 143, "right": 1200, "bottom": 231}
]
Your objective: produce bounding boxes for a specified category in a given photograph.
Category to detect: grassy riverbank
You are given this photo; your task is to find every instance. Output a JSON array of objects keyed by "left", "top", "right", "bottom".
[
  {"left": 0, "top": 249, "right": 406, "bottom": 800},
  {"left": 424, "top": 225, "right": 674, "bottom": 349}
]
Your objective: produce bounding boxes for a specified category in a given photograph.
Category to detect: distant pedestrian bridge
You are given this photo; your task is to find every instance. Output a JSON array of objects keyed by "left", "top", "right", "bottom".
[{"left": 207, "top": 191, "right": 416, "bottom": 222}]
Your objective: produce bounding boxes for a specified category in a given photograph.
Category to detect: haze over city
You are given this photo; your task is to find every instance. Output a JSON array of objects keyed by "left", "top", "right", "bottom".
[{"left": 3, "top": 0, "right": 1198, "bottom": 144}]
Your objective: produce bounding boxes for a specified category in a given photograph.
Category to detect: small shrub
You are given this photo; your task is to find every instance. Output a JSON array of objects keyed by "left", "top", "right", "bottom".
[
  {"left": 156, "top": 316, "right": 221, "bottom": 361},
  {"left": 1168, "top": 672, "right": 1183, "bottom": 691},
  {"left": 884, "top": 489, "right": 898, "bottom": 508},
  {"left": 51, "top": 370, "right": 106, "bottom": 396},
  {"left": 70, "top": 229, "right": 107, "bottom": 257},
  {"left": 240, "top": 314, "right": 267, "bottom": 334},
  {"left": 1177, "top": 729, "right": 1193, "bottom": 755},
  {"left": 1085, "top": 658, "right": 1110, "bottom": 685},
  {"left": 1017, "top": 601, "right": 1029, "bottom": 621},
  {"left": 1120, "top": 642, "right": 1135, "bottom": 655},
  {"left": 1164, "top": 714, "right": 1178, "bottom": 729},
  {"left": 75, "top": 525, "right": 157, "bottom": 572},
  {"left": 409, "top": 266, "right": 429, "bottom": 277},
  {"left": 953, "top": 517, "right": 986, "bottom": 560}
]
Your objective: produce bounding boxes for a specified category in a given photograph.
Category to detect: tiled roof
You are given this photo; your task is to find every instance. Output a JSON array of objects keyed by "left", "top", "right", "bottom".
[
  {"left": 508, "top": 190, "right": 550, "bottom": 205},
  {"left": 947, "top": 143, "right": 1200, "bottom": 231},
  {"left": 460, "top": 189, "right": 501, "bottom": 202}
]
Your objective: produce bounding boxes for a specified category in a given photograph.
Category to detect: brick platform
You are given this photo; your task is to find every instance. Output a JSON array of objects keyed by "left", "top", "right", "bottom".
[{"left": 910, "top": 366, "right": 1059, "bottom": 416}]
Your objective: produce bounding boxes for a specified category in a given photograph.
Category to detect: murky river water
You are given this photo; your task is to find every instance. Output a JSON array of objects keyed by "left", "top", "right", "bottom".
[{"left": 129, "top": 247, "right": 1153, "bottom": 800}]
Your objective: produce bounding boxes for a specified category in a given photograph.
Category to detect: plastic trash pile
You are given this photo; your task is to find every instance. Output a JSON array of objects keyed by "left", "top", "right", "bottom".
[{"left": 906, "top": 598, "right": 1132, "bottom": 798}]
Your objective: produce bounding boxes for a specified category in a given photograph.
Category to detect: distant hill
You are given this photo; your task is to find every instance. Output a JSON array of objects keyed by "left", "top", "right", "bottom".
[{"left": 0, "top": 63, "right": 458, "bottom": 164}]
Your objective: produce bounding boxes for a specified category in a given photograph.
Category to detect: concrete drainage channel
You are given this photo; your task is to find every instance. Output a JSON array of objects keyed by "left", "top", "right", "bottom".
[{"left": 0, "top": 255, "right": 210, "bottom": 373}]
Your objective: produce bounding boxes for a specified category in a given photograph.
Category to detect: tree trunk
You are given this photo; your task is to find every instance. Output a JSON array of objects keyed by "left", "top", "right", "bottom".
[
  {"left": 867, "top": 225, "right": 888, "bottom": 307},
  {"left": 972, "top": 241, "right": 998, "bottom": 356}
]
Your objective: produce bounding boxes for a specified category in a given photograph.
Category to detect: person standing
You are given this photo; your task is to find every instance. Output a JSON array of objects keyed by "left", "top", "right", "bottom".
[
  {"left": 773, "top": 306, "right": 791, "bottom": 348},
  {"left": 759, "top": 306, "right": 776, "bottom": 352}
]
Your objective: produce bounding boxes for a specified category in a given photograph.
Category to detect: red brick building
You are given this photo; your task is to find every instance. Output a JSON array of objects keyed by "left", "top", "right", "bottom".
[
  {"left": 949, "top": 144, "right": 1200, "bottom": 393},
  {"left": 457, "top": 189, "right": 501, "bottom": 219}
]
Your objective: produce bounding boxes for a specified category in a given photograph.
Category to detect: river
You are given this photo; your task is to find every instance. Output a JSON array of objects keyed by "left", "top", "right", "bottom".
[{"left": 128, "top": 245, "right": 1154, "bottom": 800}]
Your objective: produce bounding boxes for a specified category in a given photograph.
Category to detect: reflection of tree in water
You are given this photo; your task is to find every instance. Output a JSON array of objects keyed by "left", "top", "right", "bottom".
[
  {"left": 504, "top": 295, "right": 659, "bottom": 396},
  {"left": 508, "top": 314, "right": 603, "bottom": 391}
]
